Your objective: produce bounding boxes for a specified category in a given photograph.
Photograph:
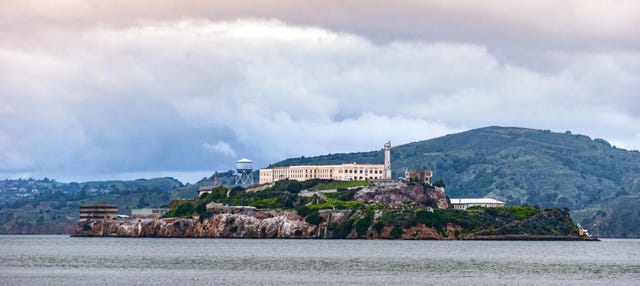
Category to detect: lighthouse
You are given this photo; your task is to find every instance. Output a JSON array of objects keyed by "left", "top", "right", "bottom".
[{"left": 384, "top": 141, "right": 391, "bottom": 180}]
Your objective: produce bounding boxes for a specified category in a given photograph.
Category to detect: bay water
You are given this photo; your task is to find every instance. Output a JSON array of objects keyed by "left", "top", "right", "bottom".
[{"left": 1, "top": 235, "right": 638, "bottom": 285}]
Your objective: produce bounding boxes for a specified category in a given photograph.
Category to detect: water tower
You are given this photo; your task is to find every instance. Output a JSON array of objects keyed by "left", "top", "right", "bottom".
[{"left": 234, "top": 158, "right": 254, "bottom": 185}]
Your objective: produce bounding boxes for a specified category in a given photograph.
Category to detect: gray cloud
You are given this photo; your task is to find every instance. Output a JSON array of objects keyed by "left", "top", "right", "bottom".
[{"left": 0, "top": 3, "right": 639, "bottom": 182}]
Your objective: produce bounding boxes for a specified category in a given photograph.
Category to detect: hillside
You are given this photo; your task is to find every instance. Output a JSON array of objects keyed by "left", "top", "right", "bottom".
[
  {"left": 0, "top": 177, "right": 188, "bottom": 234},
  {"left": 274, "top": 126, "right": 640, "bottom": 238}
]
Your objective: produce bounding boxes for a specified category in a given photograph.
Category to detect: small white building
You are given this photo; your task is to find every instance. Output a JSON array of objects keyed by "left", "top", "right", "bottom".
[
  {"left": 450, "top": 198, "right": 506, "bottom": 210},
  {"left": 131, "top": 208, "right": 171, "bottom": 219}
]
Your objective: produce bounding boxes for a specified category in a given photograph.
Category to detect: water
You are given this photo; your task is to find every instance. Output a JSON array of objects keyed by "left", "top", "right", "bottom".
[{"left": 0, "top": 235, "right": 638, "bottom": 285}]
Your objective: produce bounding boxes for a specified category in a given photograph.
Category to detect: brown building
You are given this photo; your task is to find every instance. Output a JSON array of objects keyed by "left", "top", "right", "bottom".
[
  {"left": 79, "top": 203, "right": 118, "bottom": 221},
  {"left": 404, "top": 169, "right": 433, "bottom": 185}
]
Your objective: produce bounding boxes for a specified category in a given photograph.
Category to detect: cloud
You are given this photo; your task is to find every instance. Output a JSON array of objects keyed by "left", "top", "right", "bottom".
[
  {"left": 203, "top": 141, "right": 237, "bottom": 158},
  {"left": 0, "top": 16, "right": 638, "bottom": 182}
]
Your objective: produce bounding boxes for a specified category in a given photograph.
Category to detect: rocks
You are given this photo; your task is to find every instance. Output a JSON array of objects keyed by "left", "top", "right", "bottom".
[
  {"left": 354, "top": 182, "right": 452, "bottom": 209},
  {"left": 73, "top": 210, "right": 315, "bottom": 238}
]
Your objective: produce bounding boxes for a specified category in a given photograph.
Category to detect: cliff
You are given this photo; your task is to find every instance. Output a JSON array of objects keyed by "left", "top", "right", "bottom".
[
  {"left": 72, "top": 208, "right": 594, "bottom": 240},
  {"left": 355, "top": 182, "right": 451, "bottom": 209},
  {"left": 74, "top": 210, "right": 316, "bottom": 238}
]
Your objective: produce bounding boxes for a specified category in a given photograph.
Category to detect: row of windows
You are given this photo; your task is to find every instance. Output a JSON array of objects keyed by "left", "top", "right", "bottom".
[
  {"left": 343, "top": 176, "right": 381, "bottom": 181},
  {"left": 339, "top": 169, "right": 383, "bottom": 174}
]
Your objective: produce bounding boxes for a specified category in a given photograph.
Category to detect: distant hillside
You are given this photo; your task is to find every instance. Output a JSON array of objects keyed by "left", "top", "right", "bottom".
[
  {"left": 0, "top": 171, "right": 258, "bottom": 234},
  {"left": 0, "top": 177, "right": 189, "bottom": 234},
  {"left": 274, "top": 126, "right": 640, "bottom": 238}
]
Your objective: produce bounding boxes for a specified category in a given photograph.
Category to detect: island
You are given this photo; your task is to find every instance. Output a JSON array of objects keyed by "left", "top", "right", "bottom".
[{"left": 72, "top": 179, "right": 597, "bottom": 240}]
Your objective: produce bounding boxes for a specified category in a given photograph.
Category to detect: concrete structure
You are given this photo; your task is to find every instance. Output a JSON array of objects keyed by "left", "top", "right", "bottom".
[
  {"left": 405, "top": 169, "right": 433, "bottom": 184},
  {"left": 79, "top": 203, "right": 118, "bottom": 221},
  {"left": 206, "top": 202, "right": 256, "bottom": 215},
  {"left": 131, "top": 208, "right": 171, "bottom": 219},
  {"left": 450, "top": 198, "right": 506, "bottom": 210},
  {"left": 198, "top": 186, "right": 225, "bottom": 198},
  {"left": 259, "top": 142, "right": 392, "bottom": 184}
]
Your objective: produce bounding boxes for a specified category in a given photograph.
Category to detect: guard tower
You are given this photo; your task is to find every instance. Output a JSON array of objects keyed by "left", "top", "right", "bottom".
[
  {"left": 384, "top": 141, "right": 391, "bottom": 179},
  {"left": 234, "top": 158, "right": 254, "bottom": 185}
]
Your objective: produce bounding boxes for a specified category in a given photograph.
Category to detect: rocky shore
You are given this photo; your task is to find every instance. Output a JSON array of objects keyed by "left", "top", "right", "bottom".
[{"left": 72, "top": 209, "right": 596, "bottom": 240}]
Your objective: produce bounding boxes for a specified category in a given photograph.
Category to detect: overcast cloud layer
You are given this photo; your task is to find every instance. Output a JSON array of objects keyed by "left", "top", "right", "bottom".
[{"left": 1, "top": 1, "right": 639, "bottom": 183}]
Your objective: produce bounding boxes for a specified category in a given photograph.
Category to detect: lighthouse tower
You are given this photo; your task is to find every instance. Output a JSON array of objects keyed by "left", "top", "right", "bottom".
[{"left": 384, "top": 141, "right": 391, "bottom": 180}]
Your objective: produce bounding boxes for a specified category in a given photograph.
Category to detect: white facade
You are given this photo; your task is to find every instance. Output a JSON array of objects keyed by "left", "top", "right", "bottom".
[
  {"left": 259, "top": 142, "right": 392, "bottom": 184},
  {"left": 450, "top": 198, "right": 506, "bottom": 210},
  {"left": 259, "top": 163, "right": 385, "bottom": 184}
]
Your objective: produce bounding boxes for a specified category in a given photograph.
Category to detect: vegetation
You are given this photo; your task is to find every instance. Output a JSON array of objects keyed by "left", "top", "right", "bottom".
[
  {"left": 273, "top": 126, "right": 640, "bottom": 238},
  {"left": 164, "top": 179, "right": 370, "bottom": 218}
]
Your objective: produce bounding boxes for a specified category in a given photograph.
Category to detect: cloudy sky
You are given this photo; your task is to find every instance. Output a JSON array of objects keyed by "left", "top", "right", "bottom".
[{"left": 1, "top": 1, "right": 639, "bottom": 183}]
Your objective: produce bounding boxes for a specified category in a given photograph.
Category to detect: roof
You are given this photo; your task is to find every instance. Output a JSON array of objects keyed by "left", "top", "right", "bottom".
[
  {"left": 237, "top": 158, "right": 253, "bottom": 163},
  {"left": 450, "top": 198, "right": 506, "bottom": 204}
]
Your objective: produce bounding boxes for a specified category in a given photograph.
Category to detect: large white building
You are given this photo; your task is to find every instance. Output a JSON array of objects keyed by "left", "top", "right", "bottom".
[{"left": 259, "top": 142, "right": 392, "bottom": 184}]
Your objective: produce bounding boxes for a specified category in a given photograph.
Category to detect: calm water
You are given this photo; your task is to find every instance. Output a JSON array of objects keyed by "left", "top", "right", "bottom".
[{"left": 0, "top": 235, "right": 638, "bottom": 285}]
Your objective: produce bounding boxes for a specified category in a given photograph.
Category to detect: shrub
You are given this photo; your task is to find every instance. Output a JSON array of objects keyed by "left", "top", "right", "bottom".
[
  {"left": 355, "top": 211, "right": 374, "bottom": 237},
  {"left": 333, "top": 219, "right": 354, "bottom": 238},
  {"left": 372, "top": 222, "right": 384, "bottom": 233},
  {"left": 274, "top": 180, "right": 302, "bottom": 193},
  {"left": 296, "top": 205, "right": 313, "bottom": 217},
  {"left": 165, "top": 202, "right": 195, "bottom": 218},
  {"left": 390, "top": 226, "right": 403, "bottom": 238},
  {"left": 305, "top": 212, "right": 323, "bottom": 225}
]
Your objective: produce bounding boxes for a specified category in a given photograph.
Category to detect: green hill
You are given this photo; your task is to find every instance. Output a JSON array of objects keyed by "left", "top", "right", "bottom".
[
  {"left": 0, "top": 177, "right": 189, "bottom": 234},
  {"left": 273, "top": 126, "right": 640, "bottom": 238}
]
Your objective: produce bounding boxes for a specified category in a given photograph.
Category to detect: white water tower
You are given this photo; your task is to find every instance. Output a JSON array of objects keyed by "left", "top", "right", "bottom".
[{"left": 234, "top": 158, "right": 254, "bottom": 185}]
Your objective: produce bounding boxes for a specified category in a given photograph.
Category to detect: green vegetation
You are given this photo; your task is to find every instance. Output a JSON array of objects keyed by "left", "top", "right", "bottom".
[
  {"left": 305, "top": 212, "right": 323, "bottom": 225},
  {"left": 163, "top": 179, "right": 369, "bottom": 219},
  {"left": 307, "top": 198, "right": 364, "bottom": 211},
  {"left": 273, "top": 126, "right": 640, "bottom": 238},
  {"left": 164, "top": 200, "right": 195, "bottom": 218},
  {"left": 309, "top": 180, "right": 370, "bottom": 191}
]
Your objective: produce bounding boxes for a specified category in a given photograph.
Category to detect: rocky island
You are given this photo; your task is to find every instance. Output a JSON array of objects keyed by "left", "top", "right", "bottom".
[{"left": 73, "top": 179, "right": 596, "bottom": 240}]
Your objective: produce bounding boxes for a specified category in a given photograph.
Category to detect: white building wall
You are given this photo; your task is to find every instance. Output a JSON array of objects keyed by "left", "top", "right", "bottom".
[{"left": 258, "top": 163, "right": 385, "bottom": 184}]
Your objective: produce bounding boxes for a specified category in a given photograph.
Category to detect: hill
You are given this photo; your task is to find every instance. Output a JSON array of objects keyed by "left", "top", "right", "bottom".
[
  {"left": 0, "top": 177, "right": 188, "bottom": 234},
  {"left": 273, "top": 126, "right": 640, "bottom": 238}
]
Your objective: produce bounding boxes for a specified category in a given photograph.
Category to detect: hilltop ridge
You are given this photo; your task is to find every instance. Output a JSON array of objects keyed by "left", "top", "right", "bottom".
[{"left": 272, "top": 126, "right": 640, "bottom": 237}]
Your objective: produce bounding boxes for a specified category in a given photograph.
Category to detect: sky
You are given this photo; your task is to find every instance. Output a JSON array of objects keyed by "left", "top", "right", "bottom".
[{"left": 1, "top": 1, "right": 639, "bottom": 183}]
